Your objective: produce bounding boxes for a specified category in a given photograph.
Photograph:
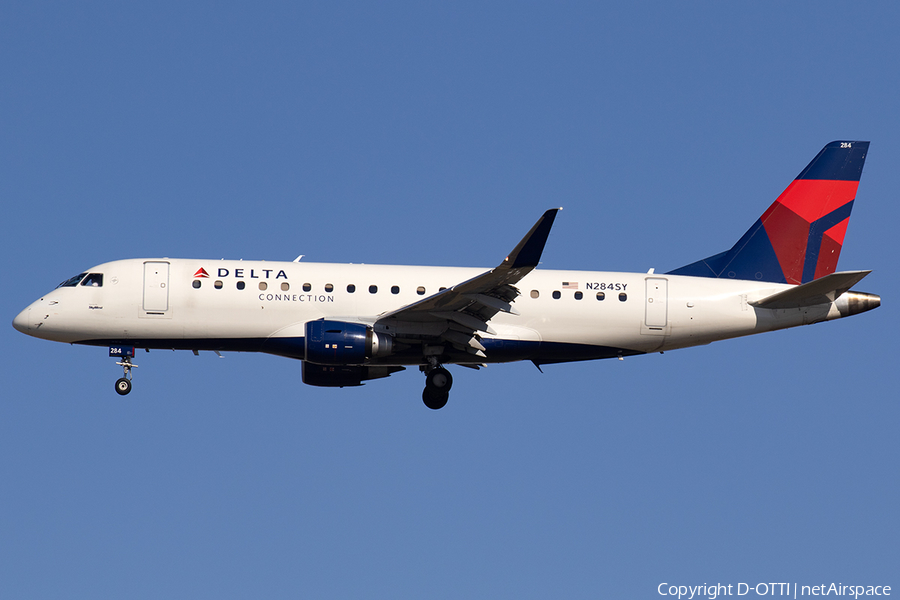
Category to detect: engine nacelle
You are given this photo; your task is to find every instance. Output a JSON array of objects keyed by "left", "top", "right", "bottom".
[
  {"left": 304, "top": 319, "right": 393, "bottom": 365},
  {"left": 301, "top": 362, "right": 404, "bottom": 387}
]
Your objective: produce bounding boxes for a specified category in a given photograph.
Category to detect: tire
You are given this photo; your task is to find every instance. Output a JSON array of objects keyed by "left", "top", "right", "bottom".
[
  {"left": 422, "top": 387, "right": 449, "bottom": 410},
  {"left": 115, "top": 378, "right": 132, "bottom": 396},
  {"left": 426, "top": 367, "right": 453, "bottom": 391}
]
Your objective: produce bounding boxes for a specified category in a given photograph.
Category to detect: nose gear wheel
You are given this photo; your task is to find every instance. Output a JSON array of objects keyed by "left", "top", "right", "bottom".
[{"left": 114, "top": 355, "right": 137, "bottom": 396}]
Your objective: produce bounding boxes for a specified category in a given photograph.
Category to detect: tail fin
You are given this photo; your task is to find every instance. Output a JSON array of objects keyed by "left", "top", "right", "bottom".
[{"left": 668, "top": 141, "right": 869, "bottom": 284}]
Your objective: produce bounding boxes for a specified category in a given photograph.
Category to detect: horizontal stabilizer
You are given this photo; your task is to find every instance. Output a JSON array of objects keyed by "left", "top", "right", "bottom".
[{"left": 750, "top": 270, "right": 871, "bottom": 309}]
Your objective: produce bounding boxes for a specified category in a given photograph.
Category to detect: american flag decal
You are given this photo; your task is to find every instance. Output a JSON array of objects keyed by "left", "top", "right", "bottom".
[{"left": 562, "top": 282, "right": 578, "bottom": 289}]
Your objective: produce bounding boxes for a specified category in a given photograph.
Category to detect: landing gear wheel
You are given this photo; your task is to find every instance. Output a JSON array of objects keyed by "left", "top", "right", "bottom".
[
  {"left": 426, "top": 367, "right": 453, "bottom": 391},
  {"left": 423, "top": 387, "right": 449, "bottom": 410},
  {"left": 115, "top": 377, "right": 132, "bottom": 396},
  {"left": 113, "top": 353, "right": 137, "bottom": 396}
]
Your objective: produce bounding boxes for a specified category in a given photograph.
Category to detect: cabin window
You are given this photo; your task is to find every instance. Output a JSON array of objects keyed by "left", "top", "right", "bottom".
[
  {"left": 391, "top": 285, "right": 400, "bottom": 294},
  {"left": 237, "top": 281, "right": 245, "bottom": 290},
  {"left": 57, "top": 273, "right": 87, "bottom": 288},
  {"left": 281, "top": 282, "right": 290, "bottom": 291},
  {"left": 325, "top": 284, "right": 334, "bottom": 292},
  {"left": 369, "top": 285, "right": 378, "bottom": 294},
  {"left": 552, "top": 291, "right": 561, "bottom": 299},
  {"left": 302, "top": 283, "right": 311, "bottom": 292},
  {"left": 439, "top": 287, "right": 447, "bottom": 292},
  {"left": 347, "top": 284, "right": 356, "bottom": 293},
  {"left": 530, "top": 290, "right": 539, "bottom": 298},
  {"left": 259, "top": 282, "right": 267, "bottom": 291},
  {"left": 574, "top": 291, "right": 583, "bottom": 300},
  {"left": 619, "top": 292, "right": 627, "bottom": 302},
  {"left": 192, "top": 280, "right": 201, "bottom": 289},
  {"left": 81, "top": 273, "right": 103, "bottom": 287},
  {"left": 214, "top": 280, "right": 223, "bottom": 289},
  {"left": 417, "top": 286, "right": 426, "bottom": 295},
  {"left": 596, "top": 292, "right": 605, "bottom": 301}
]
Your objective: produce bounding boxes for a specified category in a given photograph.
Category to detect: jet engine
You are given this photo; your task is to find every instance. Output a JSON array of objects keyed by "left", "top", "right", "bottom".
[
  {"left": 301, "top": 362, "right": 404, "bottom": 387},
  {"left": 304, "top": 319, "right": 393, "bottom": 365}
]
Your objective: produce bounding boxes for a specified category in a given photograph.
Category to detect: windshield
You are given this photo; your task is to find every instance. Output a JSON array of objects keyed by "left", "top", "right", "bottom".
[
  {"left": 81, "top": 273, "right": 103, "bottom": 287},
  {"left": 57, "top": 273, "right": 87, "bottom": 288}
]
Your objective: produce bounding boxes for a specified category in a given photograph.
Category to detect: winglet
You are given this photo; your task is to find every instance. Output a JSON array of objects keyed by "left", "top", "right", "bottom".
[{"left": 503, "top": 208, "right": 560, "bottom": 269}]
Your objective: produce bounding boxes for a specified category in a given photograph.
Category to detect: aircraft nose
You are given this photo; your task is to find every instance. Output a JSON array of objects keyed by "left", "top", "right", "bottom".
[{"left": 12, "top": 306, "right": 32, "bottom": 333}]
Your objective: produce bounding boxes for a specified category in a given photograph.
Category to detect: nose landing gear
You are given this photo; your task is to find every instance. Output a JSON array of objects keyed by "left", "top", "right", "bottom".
[
  {"left": 110, "top": 346, "right": 137, "bottom": 396},
  {"left": 115, "top": 372, "right": 133, "bottom": 395},
  {"left": 422, "top": 363, "right": 453, "bottom": 410}
]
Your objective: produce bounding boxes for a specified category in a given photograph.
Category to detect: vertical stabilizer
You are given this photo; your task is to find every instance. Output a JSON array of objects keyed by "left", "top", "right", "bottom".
[{"left": 668, "top": 141, "right": 869, "bottom": 284}]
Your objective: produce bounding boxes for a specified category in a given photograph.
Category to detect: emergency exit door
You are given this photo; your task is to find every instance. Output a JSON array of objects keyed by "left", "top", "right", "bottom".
[{"left": 143, "top": 261, "right": 170, "bottom": 312}]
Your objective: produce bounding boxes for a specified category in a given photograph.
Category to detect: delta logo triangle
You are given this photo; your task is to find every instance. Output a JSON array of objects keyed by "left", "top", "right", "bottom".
[{"left": 194, "top": 268, "right": 210, "bottom": 278}]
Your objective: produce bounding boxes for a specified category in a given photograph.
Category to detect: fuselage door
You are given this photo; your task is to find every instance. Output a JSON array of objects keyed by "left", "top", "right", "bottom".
[
  {"left": 143, "top": 261, "right": 170, "bottom": 312},
  {"left": 645, "top": 277, "right": 668, "bottom": 328}
]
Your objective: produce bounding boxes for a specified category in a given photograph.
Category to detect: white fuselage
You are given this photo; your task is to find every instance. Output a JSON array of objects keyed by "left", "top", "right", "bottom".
[{"left": 13, "top": 258, "right": 854, "bottom": 365}]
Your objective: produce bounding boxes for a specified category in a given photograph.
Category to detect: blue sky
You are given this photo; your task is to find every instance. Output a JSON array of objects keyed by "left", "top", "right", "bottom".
[{"left": 2, "top": 2, "right": 898, "bottom": 598}]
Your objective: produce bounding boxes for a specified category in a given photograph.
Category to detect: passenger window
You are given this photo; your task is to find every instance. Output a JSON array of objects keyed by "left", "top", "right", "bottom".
[
  {"left": 597, "top": 292, "right": 605, "bottom": 301},
  {"left": 416, "top": 286, "right": 426, "bottom": 295},
  {"left": 391, "top": 285, "right": 400, "bottom": 294},
  {"left": 619, "top": 292, "right": 627, "bottom": 302},
  {"left": 81, "top": 273, "right": 103, "bottom": 287},
  {"left": 281, "top": 282, "right": 290, "bottom": 291},
  {"left": 57, "top": 273, "right": 87, "bottom": 288},
  {"left": 552, "top": 291, "right": 561, "bottom": 299},
  {"left": 530, "top": 290, "right": 539, "bottom": 298},
  {"left": 439, "top": 287, "right": 447, "bottom": 292},
  {"left": 259, "top": 282, "right": 267, "bottom": 291},
  {"left": 303, "top": 283, "right": 311, "bottom": 292},
  {"left": 214, "top": 280, "right": 223, "bottom": 289},
  {"left": 575, "top": 291, "right": 583, "bottom": 300},
  {"left": 347, "top": 284, "right": 356, "bottom": 293},
  {"left": 325, "top": 284, "right": 334, "bottom": 292},
  {"left": 192, "top": 280, "right": 202, "bottom": 289},
  {"left": 237, "top": 281, "right": 245, "bottom": 290},
  {"left": 369, "top": 285, "right": 378, "bottom": 294}
]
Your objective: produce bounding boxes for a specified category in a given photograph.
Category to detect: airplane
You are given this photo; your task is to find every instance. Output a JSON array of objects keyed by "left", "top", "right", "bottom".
[{"left": 13, "top": 141, "right": 880, "bottom": 409}]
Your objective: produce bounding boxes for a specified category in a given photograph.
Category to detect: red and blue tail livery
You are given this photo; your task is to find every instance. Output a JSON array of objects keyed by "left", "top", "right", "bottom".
[{"left": 669, "top": 141, "right": 869, "bottom": 284}]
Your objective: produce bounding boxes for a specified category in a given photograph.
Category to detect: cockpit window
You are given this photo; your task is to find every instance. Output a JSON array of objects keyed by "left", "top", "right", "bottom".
[
  {"left": 81, "top": 273, "right": 103, "bottom": 287},
  {"left": 57, "top": 273, "right": 87, "bottom": 288}
]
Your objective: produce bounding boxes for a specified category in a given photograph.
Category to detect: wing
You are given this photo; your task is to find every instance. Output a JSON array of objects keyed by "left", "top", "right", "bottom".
[{"left": 375, "top": 209, "right": 560, "bottom": 359}]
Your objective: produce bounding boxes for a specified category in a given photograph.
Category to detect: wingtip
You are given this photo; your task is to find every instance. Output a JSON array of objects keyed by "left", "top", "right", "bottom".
[{"left": 505, "top": 209, "right": 559, "bottom": 269}]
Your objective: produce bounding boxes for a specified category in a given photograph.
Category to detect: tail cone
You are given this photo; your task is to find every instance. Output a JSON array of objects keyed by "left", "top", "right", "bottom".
[{"left": 836, "top": 291, "right": 881, "bottom": 317}]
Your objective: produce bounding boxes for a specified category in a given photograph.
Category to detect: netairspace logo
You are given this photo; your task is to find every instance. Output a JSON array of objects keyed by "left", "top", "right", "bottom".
[{"left": 657, "top": 582, "right": 891, "bottom": 600}]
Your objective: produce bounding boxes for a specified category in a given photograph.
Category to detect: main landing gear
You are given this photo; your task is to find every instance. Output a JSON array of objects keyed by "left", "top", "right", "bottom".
[
  {"left": 422, "top": 362, "right": 453, "bottom": 410},
  {"left": 110, "top": 346, "right": 137, "bottom": 396}
]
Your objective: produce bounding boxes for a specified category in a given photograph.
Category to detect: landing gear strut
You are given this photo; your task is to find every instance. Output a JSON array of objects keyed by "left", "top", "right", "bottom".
[
  {"left": 422, "top": 361, "right": 453, "bottom": 410},
  {"left": 111, "top": 346, "right": 138, "bottom": 396}
]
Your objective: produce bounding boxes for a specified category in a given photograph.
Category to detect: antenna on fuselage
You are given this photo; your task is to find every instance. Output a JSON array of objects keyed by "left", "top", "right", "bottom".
[{"left": 293, "top": 255, "right": 304, "bottom": 262}]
